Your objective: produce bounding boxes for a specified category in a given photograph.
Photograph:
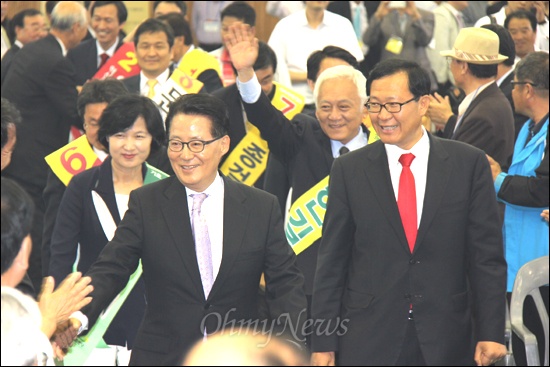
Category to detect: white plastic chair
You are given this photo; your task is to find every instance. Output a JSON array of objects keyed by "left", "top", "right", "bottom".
[{"left": 510, "top": 255, "right": 549, "bottom": 366}]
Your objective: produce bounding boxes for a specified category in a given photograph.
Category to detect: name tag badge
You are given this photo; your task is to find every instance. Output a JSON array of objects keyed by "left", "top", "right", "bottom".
[
  {"left": 385, "top": 36, "right": 403, "bottom": 55},
  {"left": 203, "top": 20, "right": 220, "bottom": 33}
]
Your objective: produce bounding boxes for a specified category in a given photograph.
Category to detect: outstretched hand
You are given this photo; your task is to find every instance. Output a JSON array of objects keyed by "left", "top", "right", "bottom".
[
  {"left": 38, "top": 272, "right": 93, "bottom": 338},
  {"left": 223, "top": 22, "right": 258, "bottom": 80}
]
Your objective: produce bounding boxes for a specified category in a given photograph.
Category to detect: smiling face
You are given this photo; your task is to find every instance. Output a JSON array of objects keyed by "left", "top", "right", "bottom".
[
  {"left": 135, "top": 31, "right": 173, "bottom": 79},
  {"left": 92, "top": 3, "right": 124, "bottom": 50},
  {"left": 168, "top": 113, "right": 229, "bottom": 192},
  {"left": 315, "top": 77, "right": 367, "bottom": 144},
  {"left": 507, "top": 17, "right": 536, "bottom": 59},
  {"left": 369, "top": 71, "right": 428, "bottom": 150},
  {"left": 108, "top": 116, "right": 152, "bottom": 171},
  {"left": 16, "top": 14, "right": 47, "bottom": 45}
]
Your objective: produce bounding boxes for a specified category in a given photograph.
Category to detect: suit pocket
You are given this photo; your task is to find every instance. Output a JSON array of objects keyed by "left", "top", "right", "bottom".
[
  {"left": 133, "top": 331, "right": 171, "bottom": 354},
  {"left": 343, "top": 289, "right": 375, "bottom": 309},
  {"left": 451, "top": 290, "right": 469, "bottom": 312}
]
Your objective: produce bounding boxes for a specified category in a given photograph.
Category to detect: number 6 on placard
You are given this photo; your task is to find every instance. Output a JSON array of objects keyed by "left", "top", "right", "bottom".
[{"left": 60, "top": 147, "right": 87, "bottom": 175}]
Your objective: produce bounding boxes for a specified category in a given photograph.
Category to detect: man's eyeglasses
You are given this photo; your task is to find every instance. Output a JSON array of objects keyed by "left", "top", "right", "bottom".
[
  {"left": 510, "top": 81, "right": 538, "bottom": 87},
  {"left": 168, "top": 136, "right": 222, "bottom": 153},
  {"left": 365, "top": 97, "right": 419, "bottom": 113}
]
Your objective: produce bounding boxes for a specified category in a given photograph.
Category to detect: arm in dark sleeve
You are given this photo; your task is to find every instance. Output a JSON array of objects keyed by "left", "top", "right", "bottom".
[
  {"left": 263, "top": 194, "right": 307, "bottom": 345},
  {"left": 42, "top": 170, "right": 67, "bottom": 277},
  {"left": 311, "top": 158, "right": 355, "bottom": 352},
  {"left": 263, "top": 154, "right": 291, "bottom": 217},
  {"left": 496, "top": 134, "right": 549, "bottom": 207},
  {"left": 197, "top": 69, "right": 223, "bottom": 94},
  {"left": 45, "top": 57, "right": 82, "bottom": 130}
]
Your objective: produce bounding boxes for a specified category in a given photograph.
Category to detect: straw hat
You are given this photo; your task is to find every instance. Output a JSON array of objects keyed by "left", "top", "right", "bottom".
[{"left": 440, "top": 27, "right": 508, "bottom": 65}]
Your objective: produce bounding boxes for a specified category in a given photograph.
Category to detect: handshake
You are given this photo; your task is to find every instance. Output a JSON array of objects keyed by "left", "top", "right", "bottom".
[{"left": 36, "top": 272, "right": 93, "bottom": 361}]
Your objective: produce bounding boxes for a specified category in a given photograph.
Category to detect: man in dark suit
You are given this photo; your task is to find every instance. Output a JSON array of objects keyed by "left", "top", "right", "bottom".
[
  {"left": 226, "top": 24, "right": 370, "bottom": 305},
  {"left": 1, "top": 8, "right": 47, "bottom": 86},
  {"left": 122, "top": 19, "right": 174, "bottom": 97},
  {"left": 57, "top": 94, "right": 307, "bottom": 365},
  {"left": 481, "top": 23, "right": 530, "bottom": 142},
  {"left": 311, "top": 59, "right": 507, "bottom": 366},
  {"left": 428, "top": 27, "right": 515, "bottom": 169},
  {"left": 1, "top": 1, "right": 88, "bottom": 291},
  {"left": 67, "top": 1, "right": 127, "bottom": 86}
]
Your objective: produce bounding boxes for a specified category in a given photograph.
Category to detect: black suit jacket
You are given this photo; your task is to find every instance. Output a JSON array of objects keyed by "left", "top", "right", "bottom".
[
  {"left": 81, "top": 175, "right": 307, "bottom": 365},
  {"left": 499, "top": 71, "right": 530, "bottom": 142},
  {"left": 443, "top": 82, "right": 515, "bottom": 169},
  {"left": 0, "top": 43, "right": 20, "bottom": 86},
  {"left": 2, "top": 34, "right": 81, "bottom": 195},
  {"left": 242, "top": 92, "right": 369, "bottom": 294},
  {"left": 49, "top": 157, "right": 145, "bottom": 347},
  {"left": 311, "top": 136, "right": 507, "bottom": 365},
  {"left": 67, "top": 38, "right": 124, "bottom": 85}
]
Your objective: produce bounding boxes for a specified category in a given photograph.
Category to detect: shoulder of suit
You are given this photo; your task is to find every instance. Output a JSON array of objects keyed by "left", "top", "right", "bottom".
[{"left": 223, "top": 175, "right": 277, "bottom": 202}]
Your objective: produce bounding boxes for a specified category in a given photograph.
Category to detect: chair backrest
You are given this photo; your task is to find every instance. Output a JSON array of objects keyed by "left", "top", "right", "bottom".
[{"left": 510, "top": 255, "right": 549, "bottom": 366}]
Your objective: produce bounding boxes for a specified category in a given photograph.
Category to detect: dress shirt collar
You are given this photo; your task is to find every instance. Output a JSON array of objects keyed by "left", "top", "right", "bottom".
[
  {"left": 331, "top": 127, "right": 368, "bottom": 158},
  {"left": 96, "top": 37, "right": 118, "bottom": 56},
  {"left": 384, "top": 126, "right": 430, "bottom": 165},
  {"left": 458, "top": 80, "right": 494, "bottom": 117},
  {"left": 295, "top": 9, "right": 333, "bottom": 28},
  {"left": 139, "top": 68, "right": 171, "bottom": 93},
  {"left": 184, "top": 172, "right": 225, "bottom": 200},
  {"left": 53, "top": 35, "right": 68, "bottom": 56},
  {"left": 14, "top": 40, "right": 23, "bottom": 48},
  {"left": 496, "top": 67, "right": 514, "bottom": 87}
]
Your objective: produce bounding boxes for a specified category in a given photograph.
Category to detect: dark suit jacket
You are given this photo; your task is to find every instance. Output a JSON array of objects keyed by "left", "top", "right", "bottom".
[
  {"left": 499, "top": 71, "right": 530, "bottom": 142},
  {"left": 49, "top": 157, "right": 145, "bottom": 347},
  {"left": 0, "top": 43, "right": 20, "bottom": 86},
  {"left": 2, "top": 34, "right": 81, "bottom": 195},
  {"left": 311, "top": 136, "right": 507, "bottom": 365},
  {"left": 81, "top": 175, "right": 307, "bottom": 365},
  {"left": 443, "top": 82, "right": 515, "bottom": 169},
  {"left": 242, "top": 92, "right": 369, "bottom": 294},
  {"left": 67, "top": 37, "right": 124, "bottom": 85}
]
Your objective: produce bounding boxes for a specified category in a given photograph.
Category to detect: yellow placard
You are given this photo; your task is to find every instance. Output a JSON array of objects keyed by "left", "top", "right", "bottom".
[
  {"left": 44, "top": 136, "right": 101, "bottom": 186},
  {"left": 385, "top": 36, "right": 404, "bottom": 55}
]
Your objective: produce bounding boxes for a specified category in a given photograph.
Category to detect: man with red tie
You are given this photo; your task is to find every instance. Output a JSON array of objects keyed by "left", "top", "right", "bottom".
[{"left": 310, "top": 59, "right": 508, "bottom": 366}]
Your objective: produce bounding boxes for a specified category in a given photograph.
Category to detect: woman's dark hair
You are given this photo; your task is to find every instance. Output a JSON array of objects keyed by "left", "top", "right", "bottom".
[{"left": 98, "top": 95, "right": 166, "bottom": 155}]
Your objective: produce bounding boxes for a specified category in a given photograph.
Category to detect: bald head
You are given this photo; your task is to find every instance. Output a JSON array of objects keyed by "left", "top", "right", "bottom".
[{"left": 50, "top": 1, "right": 88, "bottom": 49}]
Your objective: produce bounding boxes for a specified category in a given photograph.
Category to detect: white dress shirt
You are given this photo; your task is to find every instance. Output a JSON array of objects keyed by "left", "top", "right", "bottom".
[
  {"left": 385, "top": 127, "right": 430, "bottom": 228},
  {"left": 184, "top": 173, "right": 225, "bottom": 281},
  {"left": 96, "top": 38, "right": 119, "bottom": 68},
  {"left": 268, "top": 8, "right": 364, "bottom": 104},
  {"left": 139, "top": 68, "right": 171, "bottom": 98},
  {"left": 331, "top": 127, "right": 368, "bottom": 157}
]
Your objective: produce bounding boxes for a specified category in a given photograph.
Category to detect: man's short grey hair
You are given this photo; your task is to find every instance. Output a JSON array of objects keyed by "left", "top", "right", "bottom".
[
  {"left": 51, "top": 1, "right": 87, "bottom": 31},
  {"left": 314, "top": 65, "right": 368, "bottom": 107},
  {"left": 1, "top": 286, "right": 47, "bottom": 366}
]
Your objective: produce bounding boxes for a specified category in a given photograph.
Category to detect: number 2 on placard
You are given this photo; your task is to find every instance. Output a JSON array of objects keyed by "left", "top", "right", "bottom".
[{"left": 118, "top": 51, "right": 137, "bottom": 72}]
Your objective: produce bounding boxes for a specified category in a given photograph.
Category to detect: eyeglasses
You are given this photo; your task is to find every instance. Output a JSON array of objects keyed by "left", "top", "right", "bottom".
[
  {"left": 510, "top": 81, "right": 538, "bottom": 87},
  {"left": 366, "top": 97, "right": 419, "bottom": 113},
  {"left": 168, "top": 136, "right": 222, "bottom": 153}
]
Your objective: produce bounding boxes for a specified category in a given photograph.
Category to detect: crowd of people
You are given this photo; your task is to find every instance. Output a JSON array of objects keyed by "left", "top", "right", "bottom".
[{"left": 1, "top": 1, "right": 548, "bottom": 366}]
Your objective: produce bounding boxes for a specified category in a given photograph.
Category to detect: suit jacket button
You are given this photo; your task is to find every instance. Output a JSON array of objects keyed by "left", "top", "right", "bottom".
[{"left": 409, "top": 259, "right": 416, "bottom": 264}]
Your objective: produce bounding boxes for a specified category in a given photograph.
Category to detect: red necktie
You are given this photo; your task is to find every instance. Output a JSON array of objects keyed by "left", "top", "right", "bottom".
[
  {"left": 398, "top": 153, "right": 417, "bottom": 253},
  {"left": 99, "top": 53, "right": 109, "bottom": 69}
]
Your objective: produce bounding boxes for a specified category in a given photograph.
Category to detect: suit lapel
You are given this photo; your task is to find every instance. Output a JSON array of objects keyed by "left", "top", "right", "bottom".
[
  {"left": 161, "top": 177, "right": 205, "bottom": 297},
  {"left": 208, "top": 176, "right": 249, "bottom": 299},
  {"left": 317, "top": 130, "right": 335, "bottom": 175},
  {"left": 415, "top": 135, "right": 451, "bottom": 251},
  {"left": 363, "top": 143, "right": 410, "bottom": 252},
  {"left": 454, "top": 83, "right": 497, "bottom": 138}
]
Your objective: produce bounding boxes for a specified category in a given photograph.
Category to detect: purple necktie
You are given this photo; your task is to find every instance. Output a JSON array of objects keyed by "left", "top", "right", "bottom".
[{"left": 191, "top": 193, "right": 213, "bottom": 298}]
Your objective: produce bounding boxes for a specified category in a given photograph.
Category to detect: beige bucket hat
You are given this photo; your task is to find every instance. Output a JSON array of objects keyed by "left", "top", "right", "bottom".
[{"left": 440, "top": 27, "right": 508, "bottom": 65}]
